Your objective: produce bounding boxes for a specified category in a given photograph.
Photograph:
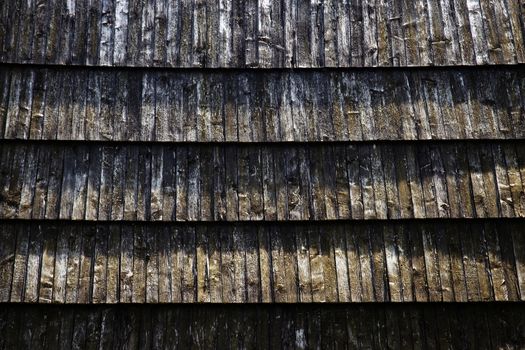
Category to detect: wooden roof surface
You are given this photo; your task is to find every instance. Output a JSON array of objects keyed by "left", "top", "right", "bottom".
[
  {"left": 1, "top": 0, "right": 525, "bottom": 346},
  {"left": 2, "top": 141, "right": 525, "bottom": 221},
  {"left": 1, "top": 66, "right": 524, "bottom": 142}
]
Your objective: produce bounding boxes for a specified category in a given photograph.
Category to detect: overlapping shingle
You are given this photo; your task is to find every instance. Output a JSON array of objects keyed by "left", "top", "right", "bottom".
[
  {"left": 1, "top": 0, "right": 525, "bottom": 346},
  {"left": 1, "top": 0, "right": 524, "bottom": 67},
  {"left": 1, "top": 221, "right": 523, "bottom": 304},
  {"left": 2, "top": 141, "right": 524, "bottom": 221},
  {"left": 1, "top": 66, "right": 524, "bottom": 141}
]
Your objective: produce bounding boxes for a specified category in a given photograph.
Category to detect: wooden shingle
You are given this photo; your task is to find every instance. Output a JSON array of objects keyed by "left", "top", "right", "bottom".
[
  {"left": 1, "top": 0, "right": 524, "bottom": 66},
  {"left": 1, "top": 0, "right": 525, "bottom": 346}
]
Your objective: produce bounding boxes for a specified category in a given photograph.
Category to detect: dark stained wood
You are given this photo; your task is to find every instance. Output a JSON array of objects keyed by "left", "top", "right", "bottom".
[
  {"left": 0, "top": 220, "right": 523, "bottom": 304},
  {"left": 1, "top": 66, "right": 524, "bottom": 141},
  {"left": 0, "top": 1, "right": 524, "bottom": 345},
  {"left": 1, "top": 0, "right": 524, "bottom": 66},
  {"left": 0, "top": 304, "right": 524, "bottom": 348},
  {"left": 2, "top": 141, "right": 524, "bottom": 221}
]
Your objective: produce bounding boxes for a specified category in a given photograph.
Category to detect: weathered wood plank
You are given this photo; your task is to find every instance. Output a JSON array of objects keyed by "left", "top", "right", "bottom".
[
  {"left": 1, "top": 301, "right": 524, "bottom": 348},
  {"left": 38, "top": 224, "right": 57, "bottom": 303},
  {"left": 2, "top": 66, "right": 524, "bottom": 141},
  {"left": 145, "top": 226, "right": 159, "bottom": 303},
  {"left": 410, "top": 224, "right": 429, "bottom": 301},
  {"left": 370, "top": 224, "right": 388, "bottom": 302},
  {"left": 52, "top": 225, "right": 68, "bottom": 303},
  {"left": 24, "top": 224, "right": 43, "bottom": 302},
  {"left": 65, "top": 225, "right": 82, "bottom": 303},
  {"left": 460, "top": 224, "right": 483, "bottom": 301},
  {"left": 9, "top": 225, "right": 28, "bottom": 302},
  {"left": 511, "top": 219, "right": 525, "bottom": 300},
  {"left": 2, "top": 221, "right": 520, "bottom": 304},
  {"left": 2, "top": 141, "right": 524, "bottom": 221},
  {"left": 119, "top": 225, "right": 134, "bottom": 303},
  {"left": 0, "top": 224, "right": 15, "bottom": 302},
  {"left": 77, "top": 227, "right": 96, "bottom": 304},
  {"left": 395, "top": 224, "right": 414, "bottom": 302},
  {"left": 92, "top": 226, "right": 109, "bottom": 303},
  {"left": 384, "top": 225, "right": 402, "bottom": 301},
  {"left": 132, "top": 225, "right": 146, "bottom": 303},
  {"left": 136, "top": 146, "right": 152, "bottom": 220}
]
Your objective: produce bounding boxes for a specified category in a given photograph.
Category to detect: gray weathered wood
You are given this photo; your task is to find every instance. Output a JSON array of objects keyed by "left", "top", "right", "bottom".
[
  {"left": 3, "top": 0, "right": 521, "bottom": 66},
  {"left": 2, "top": 67, "right": 524, "bottom": 142}
]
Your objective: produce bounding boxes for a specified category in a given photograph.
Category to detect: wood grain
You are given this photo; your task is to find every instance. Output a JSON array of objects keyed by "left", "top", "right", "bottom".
[
  {"left": 2, "top": 141, "right": 524, "bottom": 221},
  {"left": 0, "top": 304, "right": 523, "bottom": 349},
  {"left": 1, "top": 0, "right": 524, "bottom": 66},
  {"left": 1, "top": 66, "right": 524, "bottom": 142},
  {"left": 0, "top": 220, "right": 523, "bottom": 304}
]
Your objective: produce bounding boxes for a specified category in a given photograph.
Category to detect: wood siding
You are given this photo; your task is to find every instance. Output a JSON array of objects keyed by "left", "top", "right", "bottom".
[
  {"left": 2, "top": 141, "right": 525, "bottom": 221},
  {"left": 1, "top": 0, "right": 525, "bottom": 347}
]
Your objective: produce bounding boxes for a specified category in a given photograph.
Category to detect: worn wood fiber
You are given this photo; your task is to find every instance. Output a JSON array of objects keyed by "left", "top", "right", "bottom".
[
  {"left": 1, "top": 0, "right": 524, "bottom": 66},
  {"left": 0, "top": 220, "right": 523, "bottom": 303},
  {"left": 1, "top": 66, "right": 525, "bottom": 141},
  {"left": 2, "top": 141, "right": 525, "bottom": 221},
  {"left": 1, "top": 304, "right": 524, "bottom": 349},
  {"left": 1, "top": 0, "right": 523, "bottom": 344}
]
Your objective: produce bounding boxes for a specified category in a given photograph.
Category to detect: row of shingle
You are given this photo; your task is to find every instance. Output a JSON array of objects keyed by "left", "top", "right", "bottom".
[
  {"left": 1, "top": 66, "right": 524, "bottom": 142},
  {"left": 0, "top": 304, "right": 525, "bottom": 349},
  {"left": 2, "top": 304, "right": 524, "bottom": 349},
  {"left": 1, "top": 221, "right": 523, "bottom": 304},
  {"left": 1, "top": 0, "right": 524, "bottom": 67},
  {"left": 2, "top": 141, "right": 525, "bottom": 221}
]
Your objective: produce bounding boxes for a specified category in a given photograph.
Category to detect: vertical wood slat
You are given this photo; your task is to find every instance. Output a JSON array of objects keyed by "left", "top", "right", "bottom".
[
  {"left": 0, "top": 67, "right": 524, "bottom": 142},
  {"left": 1, "top": 142, "right": 525, "bottom": 221},
  {"left": 1, "top": 0, "right": 524, "bottom": 67},
  {"left": 1, "top": 221, "right": 522, "bottom": 303},
  {"left": 1, "top": 304, "right": 524, "bottom": 348}
]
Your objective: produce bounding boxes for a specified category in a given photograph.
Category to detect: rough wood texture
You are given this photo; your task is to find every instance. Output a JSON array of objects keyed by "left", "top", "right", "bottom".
[
  {"left": 1, "top": 304, "right": 524, "bottom": 348},
  {"left": 1, "top": 2, "right": 525, "bottom": 343},
  {"left": 2, "top": 141, "right": 525, "bottom": 221},
  {"left": 1, "top": 0, "right": 524, "bottom": 67},
  {"left": 0, "top": 220, "right": 523, "bottom": 303},
  {"left": 1, "top": 66, "right": 524, "bottom": 141}
]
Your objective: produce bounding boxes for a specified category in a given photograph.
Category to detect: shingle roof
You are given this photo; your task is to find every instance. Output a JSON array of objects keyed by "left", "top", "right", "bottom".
[{"left": 1, "top": 0, "right": 525, "bottom": 347}]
